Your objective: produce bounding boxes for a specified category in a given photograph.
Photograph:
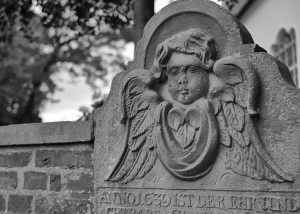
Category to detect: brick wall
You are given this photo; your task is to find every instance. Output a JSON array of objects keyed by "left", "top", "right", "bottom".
[{"left": 0, "top": 121, "right": 94, "bottom": 214}]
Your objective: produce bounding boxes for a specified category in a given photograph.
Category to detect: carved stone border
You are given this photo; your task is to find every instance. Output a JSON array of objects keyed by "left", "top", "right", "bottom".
[{"left": 129, "top": 0, "right": 254, "bottom": 71}]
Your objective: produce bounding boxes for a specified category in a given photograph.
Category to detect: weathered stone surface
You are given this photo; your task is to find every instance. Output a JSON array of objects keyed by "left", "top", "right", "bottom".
[
  {"left": 0, "top": 121, "right": 93, "bottom": 146},
  {"left": 0, "top": 195, "right": 5, "bottom": 211},
  {"left": 24, "top": 171, "right": 47, "bottom": 190},
  {"left": 66, "top": 172, "right": 93, "bottom": 193},
  {"left": 8, "top": 195, "right": 32, "bottom": 214},
  {"left": 50, "top": 174, "right": 61, "bottom": 192},
  {"left": 0, "top": 152, "right": 31, "bottom": 167},
  {"left": 35, "top": 197, "right": 93, "bottom": 214},
  {"left": 0, "top": 171, "right": 17, "bottom": 190},
  {"left": 94, "top": 0, "right": 300, "bottom": 213},
  {"left": 36, "top": 149, "right": 93, "bottom": 169}
]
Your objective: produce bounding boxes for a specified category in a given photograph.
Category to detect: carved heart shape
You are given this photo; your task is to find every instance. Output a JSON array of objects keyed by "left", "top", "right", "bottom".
[
  {"left": 167, "top": 107, "right": 185, "bottom": 130},
  {"left": 185, "top": 108, "right": 201, "bottom": 128},
  {"left": 167, "top": 107, "right": 202, "bottom": 149},
  {"left": 158, "top": 99, "right": 219, "bottom": 181}
]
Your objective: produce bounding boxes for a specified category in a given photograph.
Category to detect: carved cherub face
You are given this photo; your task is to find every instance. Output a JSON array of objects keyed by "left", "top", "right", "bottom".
[{"left": 166, "top": 53, "right": 209, "bottom": 104}]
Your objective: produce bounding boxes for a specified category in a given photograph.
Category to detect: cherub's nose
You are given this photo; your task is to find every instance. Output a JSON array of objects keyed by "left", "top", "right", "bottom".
[{"left": 178, "top": 74, "right": 188, "bottom": 85}]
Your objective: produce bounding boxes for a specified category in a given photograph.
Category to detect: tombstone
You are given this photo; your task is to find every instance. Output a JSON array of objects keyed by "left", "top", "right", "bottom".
[{"left": 94, "top": 0, "right": 300, "bottom": 213}]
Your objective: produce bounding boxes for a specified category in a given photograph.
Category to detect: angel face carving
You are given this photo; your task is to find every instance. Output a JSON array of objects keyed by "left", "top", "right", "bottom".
[
  {"left": 105, "top": 29, "right": 293, "bottom": 184},
  {"left": 154, "top": 28, "right": 217, "bottom": 107},
  {"left": 166, "top": 53, "right": 209, "bottom": 104}
]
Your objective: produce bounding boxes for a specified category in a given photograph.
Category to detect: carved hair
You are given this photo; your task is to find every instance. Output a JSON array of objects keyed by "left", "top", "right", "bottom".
[{"left": 153, "top": 28, "right": 217, "bottom": 77}]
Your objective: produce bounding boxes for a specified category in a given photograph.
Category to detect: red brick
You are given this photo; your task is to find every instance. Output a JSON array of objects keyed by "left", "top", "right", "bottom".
[
  {"left": 35, "top": 197, "right": 93, "bottom": 214},
  {"left": 24, "top": 171, "right": 47, "bottom": 190},
  {"left": 36, "top": 150, "right": 93, "bottom": 169},
  {"left": 0, "top": 195, "right": 5, "bottom": 211},
  {"left": 0, "top": 171, "right": 17, "bottom": 190},
  {"left": 8, "top": 195, "right": 32, "bottom": 214},
  {"left": 66, "top": 172, "right": 93, "bottom": 193},
  {"left": 50, "top": 174, "right": 61, "bottom": 192},
  {"left": 0, "top": 152, "right": 31, "bottom": 167}
]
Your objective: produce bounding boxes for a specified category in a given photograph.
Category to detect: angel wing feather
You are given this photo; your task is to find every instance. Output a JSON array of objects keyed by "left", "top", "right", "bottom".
[
  {"left": 213, "top": 56, "right": 293, "bottom": 182},
  {"left": 105, "top": 69, "right": 161, "bottom": 184}
]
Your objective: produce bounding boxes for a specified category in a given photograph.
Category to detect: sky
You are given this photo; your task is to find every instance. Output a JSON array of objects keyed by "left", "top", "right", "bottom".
[
  {"left": 40, "top": 0, "right": 220, "bottom": 122},
  {"left": 40, "top": 43, "right": 135, "bottom": 122},
  {"left": 40, "top": 71, "right": 93, "bottom": 122}
]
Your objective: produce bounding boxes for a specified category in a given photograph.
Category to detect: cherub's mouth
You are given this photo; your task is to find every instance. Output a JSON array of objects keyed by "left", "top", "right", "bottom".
[{"left": 180, "top": 89, "right": 189, "bottom": 95}]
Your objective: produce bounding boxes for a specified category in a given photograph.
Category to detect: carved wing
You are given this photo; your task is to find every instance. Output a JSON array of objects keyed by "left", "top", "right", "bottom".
[
  {"left": 211, "top": 56, "right": 293, "bottom": 183},
  {"left": 105, "top": 69, "right": 162, "bottom": 184}
]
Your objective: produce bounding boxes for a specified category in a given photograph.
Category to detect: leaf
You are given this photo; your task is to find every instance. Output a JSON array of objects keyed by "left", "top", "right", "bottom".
[
  {"left": 223, "top": 102, "right": 245, "bottom": 132},
  {"left": 228, "top": 126, "right": 249, "bottom": 147},
  {"left": 243, "top": 129, "right": 250, "bottom": 147},
  {"left": 168, "top": 107, "right": 184, "bottom": 130},
  {"left": 216, "top": 110, "right": 231, "bottom": 147},
  {"left": 170, "top": 122, "right": 196, "bottom": 149},
  {"left": 234, "top": 82, "right": 248, "bottom": 108},
  {"left": 185, "top": 124, "right": 196, "bottom": 149},
  {"left": 218, "top": 86, "right": 235, "bottom": 102},
  {"left": 172, "top": 124, "right": 184, "bottom": 146},
  {"left": 185, "top": 109, "right": 201, "bottom": 128}
]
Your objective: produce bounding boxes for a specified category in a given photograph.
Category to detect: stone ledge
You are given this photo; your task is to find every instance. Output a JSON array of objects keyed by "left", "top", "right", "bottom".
[{"left": 0, "top": 121, "right": 93, "bottom": 146}]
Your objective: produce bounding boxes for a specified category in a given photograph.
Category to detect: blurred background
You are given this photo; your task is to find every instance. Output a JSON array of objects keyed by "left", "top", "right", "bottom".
[{"left": 0, "top": 0, "right": 299, "bottom": 125}]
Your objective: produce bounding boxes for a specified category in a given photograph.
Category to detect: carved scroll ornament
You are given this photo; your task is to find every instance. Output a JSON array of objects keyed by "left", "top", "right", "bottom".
[{"left": 105, "top": 29, "right": 293, "bottom": 184}]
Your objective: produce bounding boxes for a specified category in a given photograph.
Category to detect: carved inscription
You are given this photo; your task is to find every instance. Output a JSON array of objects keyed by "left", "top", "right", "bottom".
[{"left": 97, "top": 188, "right": 300, "bottom": 214}]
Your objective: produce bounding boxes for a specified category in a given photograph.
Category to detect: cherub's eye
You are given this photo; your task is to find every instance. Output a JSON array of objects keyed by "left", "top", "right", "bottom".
[
  {"left": 187, "top": 66, "right": 202, "bottom": 73},
  {"left": 168, "top": 68, "right": 179, "bottom": 75}
]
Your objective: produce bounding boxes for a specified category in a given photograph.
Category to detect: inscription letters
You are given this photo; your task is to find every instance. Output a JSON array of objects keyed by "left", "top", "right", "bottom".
[{"left": 98, "top": 188, "right": 300, "bottom": 214}]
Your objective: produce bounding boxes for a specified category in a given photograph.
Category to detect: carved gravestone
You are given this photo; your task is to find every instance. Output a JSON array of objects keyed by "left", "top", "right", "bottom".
[{"left": 94, "top": 0, "right": 300, "bottom": 213}]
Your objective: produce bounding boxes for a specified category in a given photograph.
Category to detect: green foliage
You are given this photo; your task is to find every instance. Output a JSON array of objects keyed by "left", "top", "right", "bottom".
[
  {"left": 0, "top": 0, "right": 134, "bottom": 42},
  {"left": 0, "top": 0, "right": 133, "bottom": 125}
]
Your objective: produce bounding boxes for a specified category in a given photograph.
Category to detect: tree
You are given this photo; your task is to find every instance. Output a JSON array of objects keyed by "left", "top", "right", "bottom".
[{"left": 0, "top": 0, "right": 155, "bottom": 125}]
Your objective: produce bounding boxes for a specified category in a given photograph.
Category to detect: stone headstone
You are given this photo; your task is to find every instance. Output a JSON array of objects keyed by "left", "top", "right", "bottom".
[{"left": 94, "top": 0, "right": 300, "bottom": 213}]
